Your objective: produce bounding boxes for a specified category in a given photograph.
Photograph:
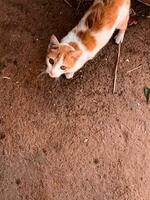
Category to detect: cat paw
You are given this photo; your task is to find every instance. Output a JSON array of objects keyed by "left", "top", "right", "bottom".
[
  {"left": 115, "top": 32, "right": 125, "bottom": 44},
  {"left": 65, "top": 73, "right": 74, "bottom": 79}
]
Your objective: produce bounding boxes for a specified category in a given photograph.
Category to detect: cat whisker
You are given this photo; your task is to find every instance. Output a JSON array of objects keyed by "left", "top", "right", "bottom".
[{"left": 37, "top": 71, "right": 47, "bottom": 78}]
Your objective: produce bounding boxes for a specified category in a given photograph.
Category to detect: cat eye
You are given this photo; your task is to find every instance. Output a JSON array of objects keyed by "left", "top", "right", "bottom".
[
  {"left": 49, "top": 58, "right": 54, "bottom": 65},
  {"left": 60, "top": 65, "right": 67, "bottom": 70}
]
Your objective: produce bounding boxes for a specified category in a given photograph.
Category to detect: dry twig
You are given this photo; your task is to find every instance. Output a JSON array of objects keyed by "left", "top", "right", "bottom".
[
  {"left": 136, "top": 0, "right": 150, "bottom": 6},
  {"left": 113, "top": 42, "right": 121, "bottom": 94},
  {"left": 2, "top": 76, "right": 11, "bottom": 80},
  {"left": 63, "top": 0, "right": 72, "bottom": 7},
  {"left": 127, "top": 64, "right": 142, "bottom": 74}
]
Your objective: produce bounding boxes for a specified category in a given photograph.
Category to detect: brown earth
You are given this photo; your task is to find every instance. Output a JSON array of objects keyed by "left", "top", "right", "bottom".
[{"left": 0, "top": 0, "right": 150, "bottom": 200}]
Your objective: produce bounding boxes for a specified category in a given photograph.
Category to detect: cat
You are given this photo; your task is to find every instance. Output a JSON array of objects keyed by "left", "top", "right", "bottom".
[{"left": 46, "top": 0, "right": 130, "bottom": 79}]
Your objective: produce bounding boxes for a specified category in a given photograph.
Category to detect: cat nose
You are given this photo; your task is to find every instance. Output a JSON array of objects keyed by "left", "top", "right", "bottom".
[
  {"left": 48, "top": 72, "right": 56, "bottom": 78},
  {"left": 49, "top": 74, "right": 56, "bottom": 78},
  {"left": 46, "top": 68, "right": 54, "bottom": 78},
  {"left": 48, "top": 71, "right": 59, "bottom": 79}
]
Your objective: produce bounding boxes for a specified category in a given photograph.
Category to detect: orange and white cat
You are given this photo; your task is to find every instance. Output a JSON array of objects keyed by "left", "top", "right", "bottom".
[{"left": 46, "top": 0, "right": 130, "bottom": 79}]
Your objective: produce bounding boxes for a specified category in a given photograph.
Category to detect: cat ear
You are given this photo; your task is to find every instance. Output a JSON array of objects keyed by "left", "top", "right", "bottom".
[{"left": 49, "top": 35, "right": 60, "bottom": 49}]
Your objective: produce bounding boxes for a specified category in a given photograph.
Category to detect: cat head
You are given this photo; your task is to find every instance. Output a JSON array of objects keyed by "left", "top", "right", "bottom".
[{"left": 46, "top": 35, "right": 82, "bottom": 78}]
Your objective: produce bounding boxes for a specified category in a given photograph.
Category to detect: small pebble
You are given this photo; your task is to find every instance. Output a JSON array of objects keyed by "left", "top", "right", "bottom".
[
  {"left": 0, "top": 132, "right": 5, "bottom": 140},
  {"left": 13, "top": 60, "right": 17, "bottom": 65},
  {"left": 93, "top": 158, "right": 99, "bottom": 164},
  {"left": 84, "top": 138, "right": 88, "bottom": 143},
  {"left": 15, "top": 178, "right": 21, "bottom": 185}
]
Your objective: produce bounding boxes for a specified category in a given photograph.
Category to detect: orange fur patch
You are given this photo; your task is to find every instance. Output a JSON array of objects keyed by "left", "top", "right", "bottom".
[
  {"left": 85, "top": 0, "right": 129, "bottom": 31},
  {"left": 69, "top": 42, "right": 80, "bottom": 51},
  {"left": 64, "top": 43, "right": 82, "bottom": 68},
  {"left": 85, "top": 3, "right": 104, "bottom": 30},
  {"left": 47, "top": 45, "right": 71, "bottom": 60},
  {"left": 77, "top": 31, "right": 96, "bottom": 51},
  {"left": 63, "top": 54, "right": 75, "bottom": 68}
]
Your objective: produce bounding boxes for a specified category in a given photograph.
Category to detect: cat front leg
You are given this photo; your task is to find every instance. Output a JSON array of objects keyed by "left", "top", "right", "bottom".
[{"left": 65, "top": 72, "right": 74, "bottom": 79}]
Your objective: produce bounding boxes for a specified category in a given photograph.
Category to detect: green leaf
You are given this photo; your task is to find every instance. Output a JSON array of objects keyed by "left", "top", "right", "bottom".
[{"left": 144, "top": 87, "right": 150, "bottom": 104}]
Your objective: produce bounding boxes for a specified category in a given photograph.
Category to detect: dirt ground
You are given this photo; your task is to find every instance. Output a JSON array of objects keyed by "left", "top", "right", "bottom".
[{"left": 0, "top": 0, "right": 150, "bottom": 200}]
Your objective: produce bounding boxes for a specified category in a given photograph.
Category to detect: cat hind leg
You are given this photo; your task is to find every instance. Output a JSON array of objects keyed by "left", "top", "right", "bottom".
[{"left": 115, "top": 14, "right": 129, "bottom": 44}]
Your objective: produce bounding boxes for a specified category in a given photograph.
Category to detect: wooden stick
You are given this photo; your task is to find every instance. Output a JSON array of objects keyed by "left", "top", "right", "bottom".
[
  {"left": 2, "top": 76, "right": 11, "bottom": 80},
  {"left": 127, "top": 64, "right": 142, "bottom": 74},
  {"left": 113, "top": 42, "right": 121, "bottom": 94},
  {"left": 136, "top": 0, "right": 150, "bottom": 6},
  {"left": 76, "top": 0, "right": 82, "bottom": 11},
  {"left": 63, "top": 0, "right": 72, "bottom": 7}
]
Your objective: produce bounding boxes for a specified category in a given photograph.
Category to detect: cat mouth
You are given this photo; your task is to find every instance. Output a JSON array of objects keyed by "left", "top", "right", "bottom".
[{"left": 46, "top": 70, "right": 61, "bottom": 79}]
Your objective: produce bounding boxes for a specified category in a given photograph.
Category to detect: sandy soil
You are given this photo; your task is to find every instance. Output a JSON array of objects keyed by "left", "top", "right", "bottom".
[{"left": 0, "top": 0, "right": 150, "bottom": 200}]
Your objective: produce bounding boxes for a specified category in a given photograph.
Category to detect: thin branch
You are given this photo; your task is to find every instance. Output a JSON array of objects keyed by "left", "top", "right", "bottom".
[
  {"left": 126, "top": 64, "right": 142, "bottom": 74},
  {"left": 63, "top": 0, "right": 72, "bottom": 8},
  {"left": 113, "top": 42, "right": 121, "bottom": 94},
  {"left": 136, "top": 0, "right": 150, "bottom": 6},
  {"left": 2, "top": 76, "right": 11, "bottom": 80}
]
